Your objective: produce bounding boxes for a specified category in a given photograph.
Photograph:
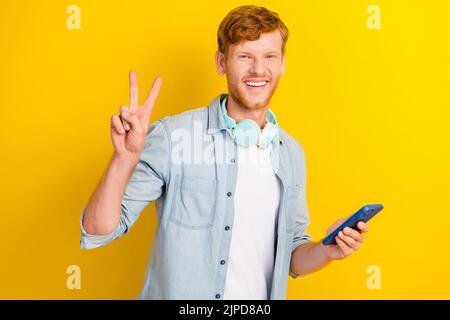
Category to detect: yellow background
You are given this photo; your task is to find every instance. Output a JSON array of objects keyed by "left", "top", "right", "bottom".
[{"left": 1, "top": 0, "right": 449, "bottom": 299}]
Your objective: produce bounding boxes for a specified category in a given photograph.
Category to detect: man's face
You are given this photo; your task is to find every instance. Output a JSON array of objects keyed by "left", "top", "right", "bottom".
[{"left": 215, "top": 30, "right": 286, "bottom": 110}]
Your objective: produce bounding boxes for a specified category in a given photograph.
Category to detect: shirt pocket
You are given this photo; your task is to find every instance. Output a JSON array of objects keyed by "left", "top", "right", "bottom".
[
  {"left": 284, "top": 184, "right": 301, "bottom": 233},
  {"left": 169, "top": 174, "right": 218, "bottom": 229}
]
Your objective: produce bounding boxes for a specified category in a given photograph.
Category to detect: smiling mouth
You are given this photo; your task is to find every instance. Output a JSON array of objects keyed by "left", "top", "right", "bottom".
[{"left": 244, "top": 80, "right": 269, "bottom": 88}]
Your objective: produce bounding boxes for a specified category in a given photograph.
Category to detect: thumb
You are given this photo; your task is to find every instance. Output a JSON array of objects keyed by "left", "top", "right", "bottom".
[{"left": 121, "top": 109, "right": 144, "bottom": 135}]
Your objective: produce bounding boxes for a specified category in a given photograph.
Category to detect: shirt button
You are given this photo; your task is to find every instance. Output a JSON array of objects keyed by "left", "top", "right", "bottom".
[
  {"left": 225, "top": 226, "right": 230, "bottom": 231},
  {"left": 215, "top": 294, "right": 221, "bottom": 299},
  {"left": 230, "top": 158, "right": 236, "bottom": 163},
  {"left": 220, "top": 260, "right": 226, "bottom": 265},
  {"left": 227, "top": 192, "right": 232, "bottom": 197}
]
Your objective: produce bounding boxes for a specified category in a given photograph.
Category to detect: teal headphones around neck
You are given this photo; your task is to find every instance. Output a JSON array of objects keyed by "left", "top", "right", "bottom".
[{"left": 220, "top": 95, "right": 279, "bottom": 149}]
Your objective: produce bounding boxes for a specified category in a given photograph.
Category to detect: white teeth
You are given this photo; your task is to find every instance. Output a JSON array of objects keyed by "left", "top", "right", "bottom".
[{"left": 245, "top": 81, "right": 267, "bottom": 87}]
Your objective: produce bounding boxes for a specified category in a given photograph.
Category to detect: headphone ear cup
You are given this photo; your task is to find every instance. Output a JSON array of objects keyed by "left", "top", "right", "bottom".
[
  {"left": 233, "top": 119, "right": 261, "bottom": 147},
  {"left": 258, "top": 122, "right": 277, "bottom": 149}
]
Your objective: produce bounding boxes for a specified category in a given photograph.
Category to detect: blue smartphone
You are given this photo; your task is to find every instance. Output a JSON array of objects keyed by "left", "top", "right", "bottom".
[{"left": 322, "top": 204, "right": 383, "bottom": 245}]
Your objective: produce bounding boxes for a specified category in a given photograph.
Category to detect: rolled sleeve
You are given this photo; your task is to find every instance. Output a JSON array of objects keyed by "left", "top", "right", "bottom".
[
  {"left": 80, "top": 207, "right": 124, "bottom": 249},
  {"left": 289, "top": 144, "right": 312, "bottom": 279},
  {"left": 289, "top": 238, "right": 312, "bottom": 279},
  {"left": 79, "top": 120, "right": 171, "bottom": 250},
  {"left": 289, "top": 223, "right": 312, "bottom": 278}
]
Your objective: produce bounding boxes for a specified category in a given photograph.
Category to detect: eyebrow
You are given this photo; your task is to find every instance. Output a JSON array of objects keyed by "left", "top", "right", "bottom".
[{"left": 236, "top": 51, "right": 280, "bottom": 55}]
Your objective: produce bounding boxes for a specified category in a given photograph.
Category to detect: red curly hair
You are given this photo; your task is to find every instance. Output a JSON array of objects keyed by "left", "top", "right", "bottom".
[{"left": 217, "top": 5, "right": 289, "bottom": 57}]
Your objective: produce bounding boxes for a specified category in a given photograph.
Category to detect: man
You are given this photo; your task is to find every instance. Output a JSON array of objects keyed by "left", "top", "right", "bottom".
[{"left": 80, "top": 5, "right": 369, "bottom": 300}]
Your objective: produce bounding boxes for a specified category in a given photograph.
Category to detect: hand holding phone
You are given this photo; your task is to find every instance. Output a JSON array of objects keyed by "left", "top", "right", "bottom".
[{"left": 322, "top": 204, "right": 383, "bottom": 245}]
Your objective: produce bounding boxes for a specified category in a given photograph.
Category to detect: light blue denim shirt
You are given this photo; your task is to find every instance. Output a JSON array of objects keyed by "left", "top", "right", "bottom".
[{"left": 80, "top": 93, "right": 312, "bottom": 300}]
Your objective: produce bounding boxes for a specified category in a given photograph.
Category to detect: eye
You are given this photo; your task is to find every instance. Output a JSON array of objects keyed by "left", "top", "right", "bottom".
[
  {"left": 266, "top": 55, "right": 277, "bottom": 59},
  {"left": 238, "top": 55, "right": 250, "bottom": 59}
]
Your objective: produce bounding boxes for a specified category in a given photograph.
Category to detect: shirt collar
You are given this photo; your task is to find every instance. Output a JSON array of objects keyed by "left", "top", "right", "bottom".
[{"left": 207, "top": 93, "right": 228, "bottom": 134}]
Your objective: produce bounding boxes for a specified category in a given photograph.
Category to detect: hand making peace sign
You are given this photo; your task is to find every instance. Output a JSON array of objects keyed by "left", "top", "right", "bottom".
[{"left": 110, "top": 71, "right": 162, "bottom": 157}]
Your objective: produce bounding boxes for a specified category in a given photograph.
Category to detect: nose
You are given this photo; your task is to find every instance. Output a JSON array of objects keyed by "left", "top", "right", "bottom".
[{"left": 249, "top": 57, "right": 266, "bottom": 76}]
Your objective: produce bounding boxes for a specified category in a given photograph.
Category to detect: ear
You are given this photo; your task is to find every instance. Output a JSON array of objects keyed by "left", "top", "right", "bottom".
[
  {"left": 281, "top": 53, "right": 286, "bottom": 75},
  {"left": 215, "top": 50, "right": 226, "bottom": 76}
]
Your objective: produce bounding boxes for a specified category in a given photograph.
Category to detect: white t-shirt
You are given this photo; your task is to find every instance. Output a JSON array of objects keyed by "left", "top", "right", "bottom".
[{"left": 223, "top": 143, "right": 281, "bottom": 300}]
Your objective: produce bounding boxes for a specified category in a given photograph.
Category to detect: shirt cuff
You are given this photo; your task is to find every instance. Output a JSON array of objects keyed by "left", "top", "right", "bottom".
[
  {"left": 79, "top": 207, "right": 122, "bottom": 249},
  {"left": 289, "top": 238, "right": 313, "bottom": 279}
]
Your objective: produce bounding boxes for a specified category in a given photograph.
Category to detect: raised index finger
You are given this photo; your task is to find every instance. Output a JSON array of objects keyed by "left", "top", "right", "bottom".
[
  {"left": 129, "top": 71, "right": 139, "bottom": 112},
  {"left": 142, "top": 77, "right": 162, "bottom": 120}
]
